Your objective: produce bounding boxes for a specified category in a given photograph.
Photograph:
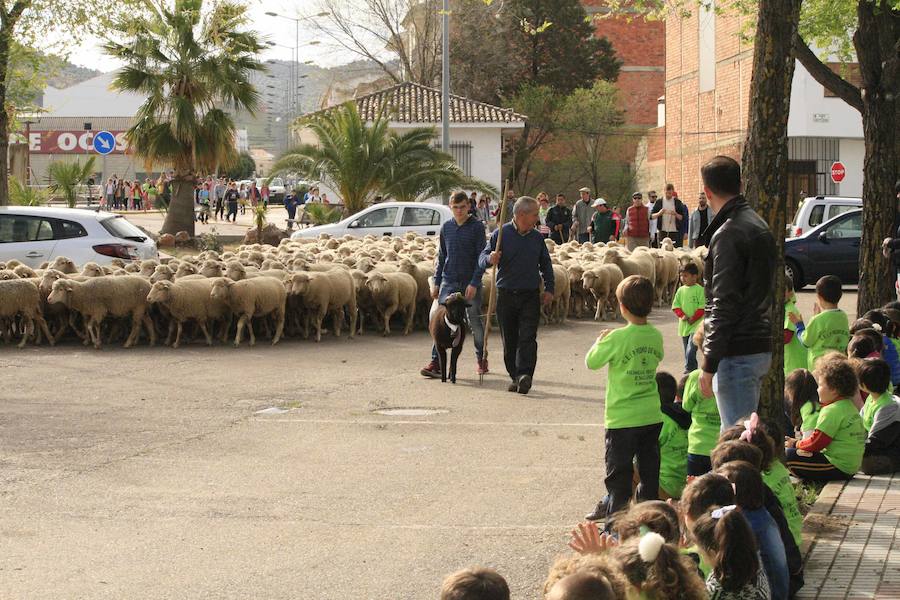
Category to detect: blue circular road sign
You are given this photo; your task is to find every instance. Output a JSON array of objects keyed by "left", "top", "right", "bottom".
[{"left": 92, "top": 131, "right": 116, "bottom": 155}]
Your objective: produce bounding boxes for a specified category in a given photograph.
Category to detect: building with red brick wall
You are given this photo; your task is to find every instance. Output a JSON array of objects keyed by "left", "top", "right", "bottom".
[
  {"left": 582, "top": 2, "right": 667, "bottom": 195},
  {"left": 664, "top": 8, "right": 863, "bottom": 213}
]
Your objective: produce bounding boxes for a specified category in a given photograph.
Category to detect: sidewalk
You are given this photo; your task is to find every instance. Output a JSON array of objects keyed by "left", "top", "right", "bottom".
[
  {"left": 800, "top": 474, "right": 900, "bottom": 599},
  {"left": 118, "top": 208, "right": 292, "bottom": 237}
]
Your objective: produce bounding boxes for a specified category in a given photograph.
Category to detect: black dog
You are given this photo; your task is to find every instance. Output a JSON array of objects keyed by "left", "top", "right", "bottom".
[{"left": 429, "top": 292, "right": 469, "bottom": 383}]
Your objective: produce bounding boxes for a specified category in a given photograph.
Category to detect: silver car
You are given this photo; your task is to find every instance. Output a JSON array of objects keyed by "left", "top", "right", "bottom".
[
  {"left": 0, "top": 206, "right": 158, "bottom": 268},
  {"left": 290, "top": 201, "right": 454, "bottom": 240}
]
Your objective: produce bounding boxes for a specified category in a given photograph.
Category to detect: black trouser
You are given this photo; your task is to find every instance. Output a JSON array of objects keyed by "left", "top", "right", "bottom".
[
  {"left": 215, "top": 200, "right": 224, "bottom": 219},
  {"left": 604, "top": 422, "right": 663, "bottom": 521},
  {"left": 785, "top": 448, "right": 853, "bottom": 482},
  {"left": 227, "top": 202, "right": 238, "bottom": 222},
  {"left": 496, "top": 288, "right": 540, "bottom": 381}
]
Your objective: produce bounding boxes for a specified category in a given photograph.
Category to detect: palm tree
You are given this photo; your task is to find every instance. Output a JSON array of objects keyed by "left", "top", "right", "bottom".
[
  {"left": 104, "top": 0, "right": 264, "bottom": 236},
  {"left": 8, "top": 176, "right": 47, "bottom": 206},
  {"left": 47, "top": 157, "right": 96, "bottom": 208},
  {"left": 270, "top": 103, "right": 497, "bottom": 215}
]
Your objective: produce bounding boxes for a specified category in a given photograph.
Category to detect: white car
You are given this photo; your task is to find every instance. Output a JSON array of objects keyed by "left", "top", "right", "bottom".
[
  {"left": 789, "top": 196, "right": 861, "bottom": 238},
  {"left": 291, "top": 201, "right": 454, "bottom": 239},
  {"left": 257, "top": 177, "right": 285, "bottom": 202},
  {"left": 0, "top": 206, "right": 158, "bottom": 268}
]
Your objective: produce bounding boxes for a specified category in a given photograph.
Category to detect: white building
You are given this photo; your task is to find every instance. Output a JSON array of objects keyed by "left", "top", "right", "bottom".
[
  {"left": 786, "top": 61, "right": 864, "bottom": 198},
  {"left": 296, "top": 81, "right": 526, "bottom": 200}
]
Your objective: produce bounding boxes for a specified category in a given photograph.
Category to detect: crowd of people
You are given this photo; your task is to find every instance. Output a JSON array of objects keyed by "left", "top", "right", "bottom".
[
  {"left": 96, "top": 173, "right": 167, "bottom": 211},
  {"left": 431, "top": 156, "right": 900, "bottom": 599}
]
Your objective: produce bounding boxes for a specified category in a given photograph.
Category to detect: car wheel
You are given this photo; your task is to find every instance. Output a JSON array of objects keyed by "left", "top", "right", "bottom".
[{"left": 785, "top": 259, "right": 803, "bottom": 290}]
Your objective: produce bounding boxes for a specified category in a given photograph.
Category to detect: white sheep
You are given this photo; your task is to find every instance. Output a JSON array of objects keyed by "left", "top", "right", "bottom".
[
  {"left": 0, "top": 279, "right": 53, "bottom": 347},
  {"left": 47, "top": 276, "right": 156, "bottom": 349},
  {"left": 210, "top": 277, "right": 286, "bottom": 347},
  {"left": 365, "top": 271, "right": 417, "bottom": 335},
  {"left": 286, "top": 270, "right": 357, "bottom": 342},
  {"left": 147, "top": 278, "right": 232, "bottom": 347}
]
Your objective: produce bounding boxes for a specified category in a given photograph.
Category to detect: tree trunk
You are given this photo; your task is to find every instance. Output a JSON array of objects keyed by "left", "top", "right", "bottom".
[
  {"left": 741, "top": 0, "right": 802, "bottom": 444},
  {"left": 161, "top": 172, "right": 196, "bottom": 237},
  {"left": 0, "top": 24, "right": 12, "bottom": 206},
  {"left": 855, "top": 0, "right": 899, "bottom": 314}
]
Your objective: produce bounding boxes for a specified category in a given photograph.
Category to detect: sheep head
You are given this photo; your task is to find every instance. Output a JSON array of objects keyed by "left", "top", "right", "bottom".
[
  {"left": 287, "top": 272, "right": 311, "bottom": 295},
  {"left": 225, "top": 262, "right": 246, "bottom": 280},
  {"left": 209, "top": 278, "right": 235, "bottom": 302},
  {"left": 48, "top": 278, "right": 75, "bottom": 305},
  {"left": 81, "top": 262, "right": 104, "bottom": 277},
  {"left": 147, "top": 280, "right": 174, "bottom": 303},
  {"left": 200, "top": 261, "right": 224, "bottom": 277},
  {"left": 0, "top": 269, "right": 20, "bottom": 280},
  {"left": 365, "top": 271, "right": 388, "bottom": 293}
]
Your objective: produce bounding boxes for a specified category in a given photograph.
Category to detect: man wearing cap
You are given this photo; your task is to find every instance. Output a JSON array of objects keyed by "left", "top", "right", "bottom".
[
  {"left": 588, "top": 198, "right": 615, "bottom": 243},
  {"left": 622, "top": 192, "right": 650, "bottom": 250},
  {"left": 573, "top": 187, "right": 593, "bottom": 243}
]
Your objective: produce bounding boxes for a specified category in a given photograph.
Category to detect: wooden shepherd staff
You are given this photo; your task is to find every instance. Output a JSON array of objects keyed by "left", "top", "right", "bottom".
[{"left": 480, "top": 180, "right": 511, "bottom": 385}]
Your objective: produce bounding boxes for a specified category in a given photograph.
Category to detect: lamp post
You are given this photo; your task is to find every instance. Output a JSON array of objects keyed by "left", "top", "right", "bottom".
[
  {"left": 440, "top": 0, "right": 450, "bottom": 204},
  {"left": 264, "top": 11, "right": 326, "bottom": 121}
]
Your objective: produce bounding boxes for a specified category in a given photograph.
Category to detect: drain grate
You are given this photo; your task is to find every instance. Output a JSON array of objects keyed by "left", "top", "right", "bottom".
[{"left": 372, "top": 407, "right": 449, "bottom": 417}]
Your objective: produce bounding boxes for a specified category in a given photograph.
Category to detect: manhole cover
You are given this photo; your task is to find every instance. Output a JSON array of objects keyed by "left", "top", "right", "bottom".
[
  {"left": 255, "top": 407, "right": 289, "bottom": 415},
  {"left": 372, "top": 408, "right": 449, "bottom": 417}
]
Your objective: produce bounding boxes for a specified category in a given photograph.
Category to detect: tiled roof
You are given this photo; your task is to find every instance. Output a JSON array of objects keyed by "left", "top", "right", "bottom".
[{"left": 305, "top": 81, "right": 526, "bottom": 124}]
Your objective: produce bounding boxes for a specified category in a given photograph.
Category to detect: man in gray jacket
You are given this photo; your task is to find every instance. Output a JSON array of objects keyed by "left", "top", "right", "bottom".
[
  {"left": 573, "top": 187, "right": 593, "bottom": 243},
  {"left": 688, "top": 192, "right": 716, "bottom": 248}
]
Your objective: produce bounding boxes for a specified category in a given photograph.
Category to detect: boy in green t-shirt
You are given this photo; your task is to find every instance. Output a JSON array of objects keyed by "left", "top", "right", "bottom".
[
  {"left": 786, "top": 352, "right": 866, "bottom": 481},
  {"left": 790, "top": 275, "right": 850, "bottom": 371},
  {"left": 783, "top": 275, "right": 807, "bottom": 376},
  {"left": 585, "top": 275, "right": 664, "bottom": 523},
  {"left": 680, "top": 332, "right": 721, "bottom": 477},
  {"left": 671, "top": 263, "right": 705, "bottom": 373},
  {"left": 656, "top": 372, "right": 691, "bottom": 499},
  {"left": 856, "top": 358, "right": 900, "bottom": 475}
]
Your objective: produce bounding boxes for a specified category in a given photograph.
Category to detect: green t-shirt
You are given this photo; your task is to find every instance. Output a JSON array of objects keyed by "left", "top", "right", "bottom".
[
  {"left": 816, "top": 398, "right": 866, "bottom": 475},
  {"left": 681, "top": 546, "right": 712, "bottom": 579},
  {"left": 800, "top": 308, "right": 850, "bottom": 370},
  {"left": 762, "top": 460, "right": 803, "bottom": 547},
  {"left": 862, "top": 392, "right": 894, "bottom": 432},
  {"left": 586, "top": 323, "right": 664, "bottom": 429},
  {"left": 784, "top": 299, "right": 807, "bottom": 376},
  {"left": 672, "top": 284, "right": 706, "bottom": 337},
  {"left": 800, "top": 400, "right": 821, "bottom": 436},
  {"left": 891, "top": 337, "right": 900, "bottom": 360},
  {"left": 681, "top": 369, "right": 721, "bottom": 456},
  {"left": 658, "top": 413, "right": 689, "bottom": 498}
]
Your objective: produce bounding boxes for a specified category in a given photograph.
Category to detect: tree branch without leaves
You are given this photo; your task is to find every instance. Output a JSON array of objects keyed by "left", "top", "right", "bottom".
[{"left": 793, "top": 32, "right": 863, "bottom": 113}]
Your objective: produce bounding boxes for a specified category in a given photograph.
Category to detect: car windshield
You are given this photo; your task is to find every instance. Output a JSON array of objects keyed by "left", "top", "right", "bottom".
[{"left": 100, "top": 215, "right": 147, "bottom": 241}]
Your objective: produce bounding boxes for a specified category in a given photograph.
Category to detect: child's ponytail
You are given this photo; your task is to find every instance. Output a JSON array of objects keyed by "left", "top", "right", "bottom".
[
  {"left": 691, "top": 506, "right": 760, "bottom": 592},
  {"left": 613, "top": 532, "right": 707, "bottom": 600},
  {"left": 785, "top": 369, "right": 819, "bottom": 430}
]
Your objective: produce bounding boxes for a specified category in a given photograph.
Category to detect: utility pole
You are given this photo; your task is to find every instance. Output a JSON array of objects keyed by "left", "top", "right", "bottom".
[{"left": 441, "top": 0, "right": 450, "bottom": 205}]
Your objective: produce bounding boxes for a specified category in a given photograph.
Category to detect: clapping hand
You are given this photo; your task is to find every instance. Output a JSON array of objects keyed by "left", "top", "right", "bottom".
[
  {"left": 568, "top": 521, "right": 618, "bottom": 555},
  {"left": 596, "top": 329, "right": 611, "bottom": 344},
  {"left": 787, "top": 312, "right": 802, "bottom": 324}
]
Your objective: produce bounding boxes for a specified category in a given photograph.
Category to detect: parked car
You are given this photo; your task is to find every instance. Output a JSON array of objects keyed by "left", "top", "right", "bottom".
[
  {"left": 0, "top": 206, "right": 158, "bottom": 268},
  {"left": 257, "top": 177, "right": 285, "bottom": 203},
  {"left": 290, "top": 202, "right": 453, "bottom": 240},
  {"left": 785, "top": 208, "right": 861, "bottom": 288},
  {"left": 788, "top": 195, "right": 861, "bottom": 238}
]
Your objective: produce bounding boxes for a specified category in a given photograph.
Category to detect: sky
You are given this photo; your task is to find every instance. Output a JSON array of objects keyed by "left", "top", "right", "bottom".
[{"left": 65, "top": 0, "right": 360, "bottom": 73}]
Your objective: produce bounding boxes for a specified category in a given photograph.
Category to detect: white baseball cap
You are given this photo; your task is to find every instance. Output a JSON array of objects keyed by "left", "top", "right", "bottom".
[{"left": 591, "top": 198, "right": 607, "bottom": 207}]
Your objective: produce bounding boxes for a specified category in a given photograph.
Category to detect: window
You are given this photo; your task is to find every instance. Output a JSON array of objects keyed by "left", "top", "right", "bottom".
[
  {"left": 54, "top": 219, "right": 88, "bottom": 240},
  {"left": 401, "top": 207, "right": 441, "bottom": 226},
  {"left": 827, "top": 213, "right": 862, "bottom": 239},
  {"left": 100, "top": 216, "right": 148, "bottom": 241},
  {"left": 357, "top": 207, "right": 398, "bottom": 228},
  {"left": 698, "top": 1, "right": 716, "bottom": 92},
  {"left": 0, "top": 215, "right": 53, "bottom": 243},
  {"left": 808, "top": 205, "right": 825, "bottom": 228},
  {"left": 827, "top": 204, "right": 858, "bottom": 220},
  {"left": 824, "top": 63, "right": 862, "bottom": 98}
]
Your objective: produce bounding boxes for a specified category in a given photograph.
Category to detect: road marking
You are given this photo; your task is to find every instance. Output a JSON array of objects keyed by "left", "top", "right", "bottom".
[{"left": 251, "top": 418, "right": 602, "bottom": 427}]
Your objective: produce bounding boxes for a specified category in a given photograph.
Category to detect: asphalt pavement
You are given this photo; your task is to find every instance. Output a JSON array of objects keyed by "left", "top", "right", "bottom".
[{"left": 0, "top": 289, "right": 838, "bottom": 599}]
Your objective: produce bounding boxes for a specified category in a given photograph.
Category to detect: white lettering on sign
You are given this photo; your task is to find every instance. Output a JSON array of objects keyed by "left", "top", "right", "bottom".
[
  {"left": 78, "top": 132, "right": 93, "bottom": 151},
  {"left": 57, "top": 132, "right": 77, "bottom": 151}
]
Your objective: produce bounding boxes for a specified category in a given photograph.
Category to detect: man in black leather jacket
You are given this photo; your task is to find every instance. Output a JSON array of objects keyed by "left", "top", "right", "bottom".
[{"left": 697, "top": 156, "right": 776, "bottom": 429}]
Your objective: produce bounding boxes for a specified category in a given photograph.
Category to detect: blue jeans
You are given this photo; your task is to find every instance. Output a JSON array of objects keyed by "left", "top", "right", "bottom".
[
  {"left": 682, "top": 335, "right": 698, "bottom": 373},
  {"left": 713, "top": 352, "right": 772, "bottom": 429},
  {"left": 431, "top": 282, "right": 484, "bottom": 360}
]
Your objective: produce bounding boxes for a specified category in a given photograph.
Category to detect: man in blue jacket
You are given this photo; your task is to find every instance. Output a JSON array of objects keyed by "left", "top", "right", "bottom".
[
  {"left": 421, "top": 191, "right": 490, "bottom": 378},
  {"left": 480, "top": 196, "right": 555, "bottom": 394}
]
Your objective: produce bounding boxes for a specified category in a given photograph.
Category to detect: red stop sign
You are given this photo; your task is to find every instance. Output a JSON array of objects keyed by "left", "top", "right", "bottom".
[{"left": 831, "top": 161, "right": 846, "bottom": 183}]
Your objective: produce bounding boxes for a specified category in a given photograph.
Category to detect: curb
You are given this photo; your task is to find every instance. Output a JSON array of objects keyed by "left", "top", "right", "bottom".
[{"left": 799, "top": 479, "right": 848, "bottom": 558}]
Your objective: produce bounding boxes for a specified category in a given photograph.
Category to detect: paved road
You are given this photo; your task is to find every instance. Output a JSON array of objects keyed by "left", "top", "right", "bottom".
[{"left": 0, "top": 290, "right": 844, "bottom": 598}]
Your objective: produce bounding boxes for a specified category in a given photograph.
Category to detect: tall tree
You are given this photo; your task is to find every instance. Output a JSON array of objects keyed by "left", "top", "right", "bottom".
[
  {"left": 105, "top": 0, "right": 265, "bottom": 236},
  {"left": 742, "top": 0, "right": 803, "bottom": 439},
  {"left": 0, "top": 0, "right": 134, "bottom": 205},
  {"left": 556, "top": 80, "right": 626, "bottom": 196},
  {"left": 793, "top": 0, "right": 900, "bottom": 313}
]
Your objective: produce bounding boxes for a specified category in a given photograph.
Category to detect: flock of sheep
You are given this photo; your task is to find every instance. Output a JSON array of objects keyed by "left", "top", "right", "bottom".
[{"left": 0, "top": 232, "right": 707, "bottom": 350}]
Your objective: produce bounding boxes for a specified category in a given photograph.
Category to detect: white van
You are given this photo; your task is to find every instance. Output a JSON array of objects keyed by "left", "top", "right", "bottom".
[{"left": 789, "top": 196, "right": 862, "bottom": 238}]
